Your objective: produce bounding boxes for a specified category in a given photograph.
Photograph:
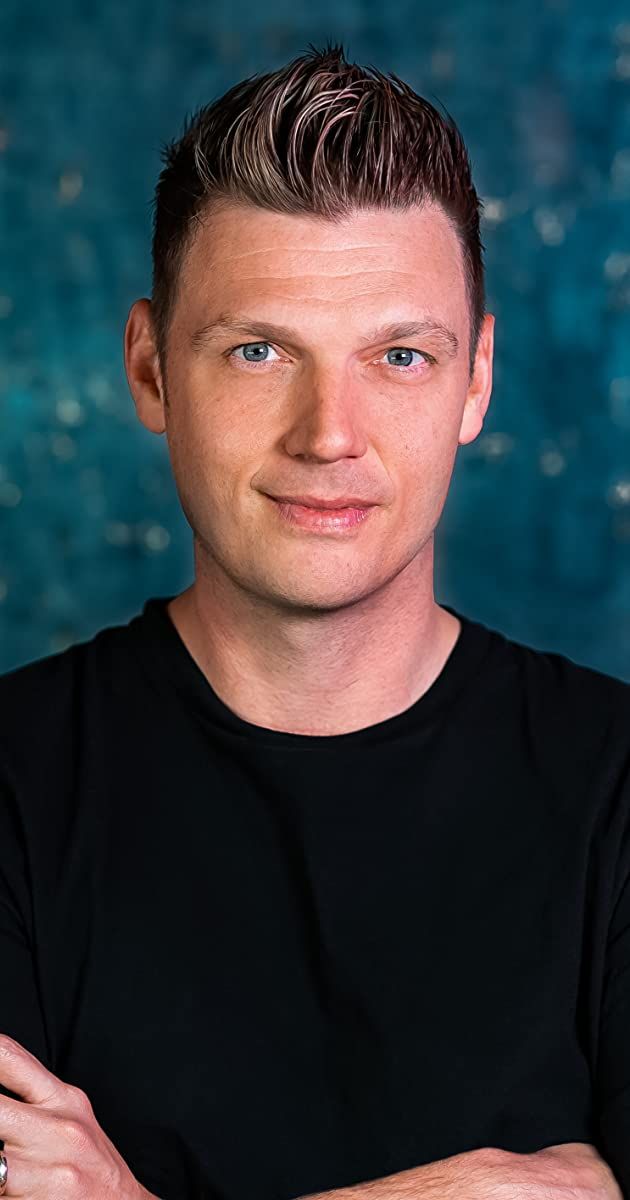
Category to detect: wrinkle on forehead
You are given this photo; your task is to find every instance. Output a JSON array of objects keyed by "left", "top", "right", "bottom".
[
  {"left": 192, "top": 203, "right": 457, "bottom": 267},
  {"left": 181, "top": 204, "right": 466, "bottom": 330},
  {"left": 215, "top": 242, "right": 415, "bottom": 261},
  {"left": 225, "top": 271, "right": 425, "bottom": 285},
  {"left": 207, "top": 239, "right": 455, "bottom": 271}
]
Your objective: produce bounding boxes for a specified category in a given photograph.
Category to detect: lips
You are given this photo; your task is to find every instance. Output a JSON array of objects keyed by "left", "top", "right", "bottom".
[
  {"left": 267, "top": 494, "right": 374, "bottom": 510},
  {"left": 271, "top": 498, "right": 375, "bottom": 531}
]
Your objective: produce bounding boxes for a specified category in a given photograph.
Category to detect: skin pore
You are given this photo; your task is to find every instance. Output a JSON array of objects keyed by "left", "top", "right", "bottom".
[{"left": 124, "top": 201, "right": 494, "bottom": 736}]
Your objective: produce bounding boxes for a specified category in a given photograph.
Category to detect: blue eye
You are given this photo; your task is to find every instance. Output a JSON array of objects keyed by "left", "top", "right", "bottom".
[
  {"left": 227, "top": 342, "right": 433, "bottom": 370},
  {"left": 229, "top": 342, "right": 280, "bottom": 363},
  {"left": 385, "top": 347, "right": 429, "bottom": 369}
]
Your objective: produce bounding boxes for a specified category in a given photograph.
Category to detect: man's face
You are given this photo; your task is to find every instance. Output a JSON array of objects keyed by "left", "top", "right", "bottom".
[{"left": 130, "top": 201, "right": 494, "bottom": 614}]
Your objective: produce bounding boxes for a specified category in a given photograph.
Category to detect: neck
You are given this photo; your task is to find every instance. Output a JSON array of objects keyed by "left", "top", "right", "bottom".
[{"left": 167, "top": 540, "right": 461, "bottom": 737}]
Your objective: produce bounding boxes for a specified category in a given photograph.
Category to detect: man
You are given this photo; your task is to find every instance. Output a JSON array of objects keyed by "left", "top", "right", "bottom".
[{"left": 0, "top": 38, "right": 629, "bottom": 1200}]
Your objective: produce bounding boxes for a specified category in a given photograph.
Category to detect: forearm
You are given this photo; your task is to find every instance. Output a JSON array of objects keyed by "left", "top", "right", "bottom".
[
  {"left": 299, "top": 1147, "right": 497, "bottom": 1199},
  {"left": 298, "top": 1142, "right": 623, "bottom": 1200}
]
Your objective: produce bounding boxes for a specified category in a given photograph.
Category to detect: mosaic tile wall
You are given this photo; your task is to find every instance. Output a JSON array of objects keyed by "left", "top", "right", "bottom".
[{"left": 1, "top": 0, "right": 629, "bottom": 679}]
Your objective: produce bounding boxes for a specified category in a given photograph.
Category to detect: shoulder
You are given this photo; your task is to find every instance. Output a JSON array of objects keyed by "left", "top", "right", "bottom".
[
  {"left": 491, "top": 623, "right": 630, "bottom": 715},
  {"left": 482, "top": 619, "right": 630, "bottom": 786},
  {"left": 0, "top": 616, "right": 134, "bottom": 782}
]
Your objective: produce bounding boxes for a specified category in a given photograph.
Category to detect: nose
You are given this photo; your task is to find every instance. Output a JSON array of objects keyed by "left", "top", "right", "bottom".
[{"left": 280, "top": 369, "right": 369, "bottom": 465}]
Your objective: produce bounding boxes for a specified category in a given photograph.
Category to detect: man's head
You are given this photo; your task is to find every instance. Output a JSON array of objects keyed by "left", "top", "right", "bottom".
[
  {"left": 148, "top": 39, "right": 489, "bottom": 388},
  {"left": 125, "top": 41, "right": 494, "bottom": 618}
]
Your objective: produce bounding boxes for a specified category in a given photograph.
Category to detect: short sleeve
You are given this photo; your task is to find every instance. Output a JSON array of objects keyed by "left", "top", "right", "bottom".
[
  {"left": 0, "top": 762, "right": 50, "bottom": 1099},
  {"left": 593, "top": 769, "right": 630, "bottom": 1199}
]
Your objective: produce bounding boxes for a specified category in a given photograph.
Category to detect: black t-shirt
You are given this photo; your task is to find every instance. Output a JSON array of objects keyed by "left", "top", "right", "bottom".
[{"left": 1, "top": 596, "right": 630, "bottom": 1200}]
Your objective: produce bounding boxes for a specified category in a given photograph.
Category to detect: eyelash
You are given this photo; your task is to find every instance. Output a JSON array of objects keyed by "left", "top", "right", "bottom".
[{"left": 225, "top": 342, "right": 436, "bottom": 374}]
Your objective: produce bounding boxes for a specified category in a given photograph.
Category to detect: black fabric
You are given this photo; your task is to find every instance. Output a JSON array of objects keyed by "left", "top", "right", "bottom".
[{"left": 0, "top": 595, "right": 630, "bottom": 1200}]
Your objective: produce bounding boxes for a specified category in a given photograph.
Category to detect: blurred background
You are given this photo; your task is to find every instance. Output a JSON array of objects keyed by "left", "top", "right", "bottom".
[{"left": 1, "top": 0, "right": 629, "bottom": 679}]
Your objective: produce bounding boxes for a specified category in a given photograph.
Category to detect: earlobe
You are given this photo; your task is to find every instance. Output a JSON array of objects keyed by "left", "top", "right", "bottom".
[
  {"left": 123, "top": 299, "right": 167, "bottom": 435},
  {"left": 457, "top": 317, "right": 495, "bottom": 447},
  {"left": 457, "top": 399, "right": 486, "bottom": 447}
]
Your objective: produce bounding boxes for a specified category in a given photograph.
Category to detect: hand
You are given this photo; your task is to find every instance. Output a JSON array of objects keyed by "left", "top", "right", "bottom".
[
  {"left": 513, "top": 1142, "right": 624, "bottom": 1199},
  {"left": 0, "top": 1033, "right": 156, "bottom": 1198},
  {"left": 298, "top": 1141, "right": 624, "bottom": 1199}
]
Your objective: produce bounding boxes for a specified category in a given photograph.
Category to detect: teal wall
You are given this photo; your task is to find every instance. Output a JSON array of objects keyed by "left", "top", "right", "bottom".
[{"left": 1, "top": 0, "right": 629, "bottom": 678}]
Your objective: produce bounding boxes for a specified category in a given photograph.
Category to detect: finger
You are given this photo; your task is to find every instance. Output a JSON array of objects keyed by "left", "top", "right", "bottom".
[
  {"left": 0, "top": 1148, "right": 80, "bottom": 1198},
  {"left": 0, "top": 1092, "right": 66, "bottom": 1151},
  {"left": 0, "top": 1148, "right": 37, "bottom": 1197},
  {"left": 0, "top": 1035, "right": 65, "bottom": 1108}
]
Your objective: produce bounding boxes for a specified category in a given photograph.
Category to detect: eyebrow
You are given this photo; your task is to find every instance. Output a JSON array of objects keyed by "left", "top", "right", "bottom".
[{"left": 190, "top": 312, "right": 460, "bottom": 359}]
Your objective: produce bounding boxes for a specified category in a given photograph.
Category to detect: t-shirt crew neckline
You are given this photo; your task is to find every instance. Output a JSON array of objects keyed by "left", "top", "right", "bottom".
[{"left": 134, "top": 595, "right": 495, "bottom": 749}]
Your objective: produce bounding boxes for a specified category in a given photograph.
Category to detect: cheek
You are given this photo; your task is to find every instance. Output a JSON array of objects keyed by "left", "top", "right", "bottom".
[
  {"left": 395, "top": 420, "right": 460, "bottom": 514},
  {"left": 182, "top": 369, "right": 269, "bottom": 462},
  {"left": 163, "top": 403, "right": 218, "bottom": 519},
  {"left": 395, "top": 405, "right": 456, "bottom": 471},
  {"left": 166, "top": 404, "right": 259, "bottom": 523}
]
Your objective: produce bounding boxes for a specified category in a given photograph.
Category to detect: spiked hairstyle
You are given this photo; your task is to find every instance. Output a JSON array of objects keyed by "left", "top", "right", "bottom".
[{"left": 150, "top": 40, "right": 486, "bottom": 383}]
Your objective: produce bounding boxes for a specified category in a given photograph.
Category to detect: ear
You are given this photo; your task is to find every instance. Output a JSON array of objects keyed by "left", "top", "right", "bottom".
[
  {"left": 458, "top": 313, "right": 495, "bottom": 446},
  {"left": 123, "top": 298, "right": 167, "bottom": 435}
]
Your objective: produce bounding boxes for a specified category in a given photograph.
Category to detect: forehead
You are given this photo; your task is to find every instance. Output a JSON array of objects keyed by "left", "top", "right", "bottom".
[{"left": 181, "top": 201, "right": 466, "bottom": 304}]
